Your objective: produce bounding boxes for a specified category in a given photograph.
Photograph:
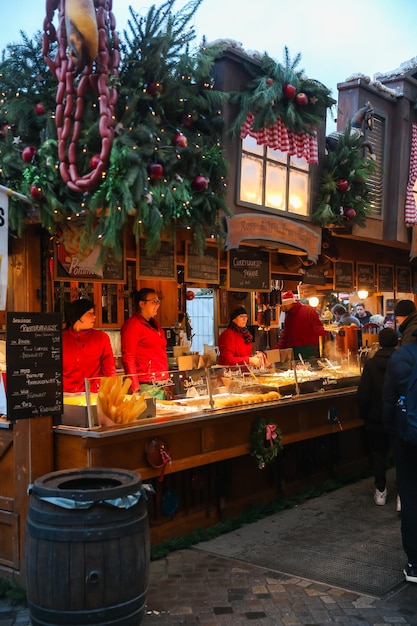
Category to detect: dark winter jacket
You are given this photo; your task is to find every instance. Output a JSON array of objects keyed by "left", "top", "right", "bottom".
[
  {"left": 357, "top": 346, "right": 397, "bottom": 431},
  {"left": 398, "top": 310, "right": 417, "bottom": 345},
  {"left": 383, "top": 332, "right": 417, "bottom": 435}
]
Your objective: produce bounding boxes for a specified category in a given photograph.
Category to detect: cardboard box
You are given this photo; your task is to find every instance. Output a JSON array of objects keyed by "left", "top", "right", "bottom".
[{"left": 265, "top": 348, "right": 294, "bottom": 364}]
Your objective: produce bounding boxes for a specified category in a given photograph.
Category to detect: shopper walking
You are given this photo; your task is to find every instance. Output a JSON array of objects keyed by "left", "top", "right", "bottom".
[
  {"left": 394, "top": 299, "right": 417, "bottom": 345},
  {"left": 357, "top": 328, "right": 398, "bottom": 505},
  {"left": 383, "top": 328, "right": 417, "bottom": 583}
]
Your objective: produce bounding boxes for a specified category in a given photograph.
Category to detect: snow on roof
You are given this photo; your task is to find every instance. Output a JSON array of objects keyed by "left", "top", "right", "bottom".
[
  {"left": 374, "top": 57, "right": 417, "bottom": 81},
  {"left": 343, "top": 72, "right": 400, "bottom": 98}
]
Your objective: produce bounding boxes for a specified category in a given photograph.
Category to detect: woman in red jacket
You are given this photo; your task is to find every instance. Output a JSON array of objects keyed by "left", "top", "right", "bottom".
[
  {"left": 120, "top": 288, "right": 168, "bottom": 396},
  {"left": 62, "top": 298, "right": 116, "bottom": 392},
  {"left": 218, "top": 306, "right": 265, "bottom": 367}
]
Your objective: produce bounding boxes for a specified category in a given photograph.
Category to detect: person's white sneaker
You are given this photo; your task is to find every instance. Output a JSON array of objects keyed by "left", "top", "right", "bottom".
[
  {"left": 397, "top": 495, "right": 401, "bottom": 512},
  {"left": 374, "top": 487, "right": 387, "bottom": 505}
]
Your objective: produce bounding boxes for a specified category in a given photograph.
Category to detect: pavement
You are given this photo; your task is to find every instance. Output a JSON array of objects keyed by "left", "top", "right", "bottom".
[{"left": 1, "top": 470, "right": 417, "bottom": 625}]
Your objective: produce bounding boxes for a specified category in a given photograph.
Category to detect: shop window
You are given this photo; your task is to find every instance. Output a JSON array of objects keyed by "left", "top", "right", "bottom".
[{"left": 238, "top": 135, "right": 310, "bottom": 216}]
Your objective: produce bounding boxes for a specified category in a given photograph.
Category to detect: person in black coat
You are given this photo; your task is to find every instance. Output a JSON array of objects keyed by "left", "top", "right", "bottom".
[
  {"left": 383, "top": 327, "right": 417, "bottom": 583},
  {"left": 357, "top": 327, "right": 398, "bottom": 506}
]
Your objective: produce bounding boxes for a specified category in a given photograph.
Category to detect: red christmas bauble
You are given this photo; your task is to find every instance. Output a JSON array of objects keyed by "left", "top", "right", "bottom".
[
  {"left": 1, "top": 124, "right": 9, "bottom": 137},
  {"left": 282, "top": 83, "right": 296, "bottom": 99},
  {"left": 336, "top": 178, "right": 349, "bottom": 193},
  {"left": 172, "top": 132, "right": 188, "bottom": 148},
  {"left": 147, "top": 162, "right": 163, "bottom": 180},
  {"left": 186, "top": 290, "right": 195, "bottom": 301},
  {"left": 147, "top": 82, "right": 163, "bottom": 96},
  {"left": 344, "top": 207, "right": 356, "bottom": 221},
  {"left": 21, "top": 146, "right": 37, "bottom": 163},
  {"left": 30, "top": 185, "right": 43, "bottom": 201},
  {"left": 90, "top": 154, "right": 101, "bottom": 169},
  {"left": 182, "top": 114, "right": 193, "bottom": 128},
  {"left": 295, "top": 92, "right": 309, "bottom": 106},
  {"left": 35, "top": 102, "right": 45, "bottom": 115},
  {"left": 266, "top": 77, "right": 274, "bottom": 86},
  {"left": 191, "top": 175, "right": 209, "bottom": 192}
]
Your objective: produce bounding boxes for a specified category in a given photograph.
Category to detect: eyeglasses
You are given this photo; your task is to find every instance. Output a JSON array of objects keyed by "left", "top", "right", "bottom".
[{"left": 143, "top": 299, "right": 161, "bottom": 305}]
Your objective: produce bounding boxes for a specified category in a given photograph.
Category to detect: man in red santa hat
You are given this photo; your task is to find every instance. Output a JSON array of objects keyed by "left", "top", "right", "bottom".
[{"left": 275, "top": 290, "right": 326, "bottom": 360}]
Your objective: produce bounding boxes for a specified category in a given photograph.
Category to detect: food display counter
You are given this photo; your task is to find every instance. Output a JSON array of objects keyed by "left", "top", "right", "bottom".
[{"left": 52, "top": 357, "right": 367, "bottom": 544}]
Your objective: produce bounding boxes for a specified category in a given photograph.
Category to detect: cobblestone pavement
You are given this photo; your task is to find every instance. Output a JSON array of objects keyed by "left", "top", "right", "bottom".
[{"left": 1, "top": 547, "right": 417, "bottom": 625}]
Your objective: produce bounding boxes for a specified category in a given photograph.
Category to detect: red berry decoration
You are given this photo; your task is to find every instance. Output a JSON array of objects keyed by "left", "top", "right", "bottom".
[
  {"left": 266, "top": 78, "right": 274, "bottom": 86},
  {"left": 282, "top": 83, "right": 296, "bottom": 99},
  {"left": 147, "top": 82, "right": 163, "bottom": 96},
  {"left": 295, "top": 92, "right": 309, "bottom": 106},
  {"left": 344, "top": 207, "right": 356, "bottom": 221},
  {"left": 90, "top": 154, "right": 101, "bottom": 169},
  {"left": 172, "top": 132, "right": 188, "bottom": 148},
  {"left": 191, "top": 175, "right": 209, "bottom": 192},
  {"left": 30, "top": 185, "right": 43, "bottom": 201},
  {"left": 21, "top": 146, "right": 37, "bottom": 163},
  {"left": 336, "top": 178, "right": 349, "bottom": 193},
  {"left": 147, "top": 163, "right": 164, "bottom": 180},
  {"left": 35, "top": 102, "right": 45, "bottom": 115}
]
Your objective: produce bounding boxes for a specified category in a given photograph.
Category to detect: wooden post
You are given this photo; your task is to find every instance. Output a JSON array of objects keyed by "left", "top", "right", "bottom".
[{"left": 14, "top": 416, "right": 54, "bottom": 583}]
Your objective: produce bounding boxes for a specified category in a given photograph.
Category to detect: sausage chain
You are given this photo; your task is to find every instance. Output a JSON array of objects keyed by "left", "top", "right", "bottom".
[{"left": 42, "top": 0, "right": 119, "bottom": 193}]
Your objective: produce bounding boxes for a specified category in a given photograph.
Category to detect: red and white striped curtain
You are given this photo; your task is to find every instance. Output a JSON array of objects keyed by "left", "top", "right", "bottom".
[
  {"left": 240, "top": 112, "right": 319, "bottom": 164},
  {"left": 405, "top": 123, "right": 417, "bottom": 226}
]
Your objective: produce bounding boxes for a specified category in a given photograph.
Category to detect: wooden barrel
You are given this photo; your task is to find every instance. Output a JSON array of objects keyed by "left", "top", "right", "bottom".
[{"left": 25, "top": 468, "right": 150, "bottom": 626}]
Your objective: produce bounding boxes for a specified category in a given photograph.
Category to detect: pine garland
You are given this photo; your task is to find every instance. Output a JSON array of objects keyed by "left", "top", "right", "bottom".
[
  {"left": 312, "top": 125, "right": 378, "bottom": 228},
  {"left": 229, "top": 47, "right": 335, "bottom": 138},
  {"left": 250, "top": 418, "right": 283, "bottom": 469},
  {"left": 0, "top": 0, "right": 231, "bottom": 257}
]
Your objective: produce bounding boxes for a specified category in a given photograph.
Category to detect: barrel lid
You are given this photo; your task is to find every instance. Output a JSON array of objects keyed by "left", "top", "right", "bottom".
[{"left": 31, "top": 468, "right": 142, "bottom": 501}]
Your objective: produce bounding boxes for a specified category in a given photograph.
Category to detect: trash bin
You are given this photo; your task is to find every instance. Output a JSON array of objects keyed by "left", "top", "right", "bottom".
[{"left": 25, "top": 468, "right": 150, "bottom": 626}]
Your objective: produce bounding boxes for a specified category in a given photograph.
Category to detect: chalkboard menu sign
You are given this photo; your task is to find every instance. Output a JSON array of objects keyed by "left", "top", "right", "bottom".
[
  {"left": 303, "top": 266, "right": 326, "bottom": 286},
  {"left": 377, "top": 265, "right": 394, "bottom": 292},
  {"left": 6, "top": 313, "right": 62, "bottom": 421},
  {"left": 138, "top": 240, "right": 176, "bottom": 280},
  {"left": 185, "top": 244, "right": 219, "bottom": 283},
  {"left": 228, "top": 247, "right": 270, "bottom": 292},
  {"left": 396, "top": 266, "right": 412, "bottom": 293},
  {"left": 333, "top": 261, "right": 354, "bottom": 291},
  {"left": 356, "top": 262, "right": 375, "bottom": 290}
]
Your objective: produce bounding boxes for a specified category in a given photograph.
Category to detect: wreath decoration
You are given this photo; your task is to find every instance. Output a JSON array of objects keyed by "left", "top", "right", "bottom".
[{"left": 250, "top": 418, "right": 283, "bottom": 469}]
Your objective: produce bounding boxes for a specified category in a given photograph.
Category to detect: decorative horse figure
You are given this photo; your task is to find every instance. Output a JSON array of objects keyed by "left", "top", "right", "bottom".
[{"left": 326, "top": 101, "right": 375, "bottom": 156}]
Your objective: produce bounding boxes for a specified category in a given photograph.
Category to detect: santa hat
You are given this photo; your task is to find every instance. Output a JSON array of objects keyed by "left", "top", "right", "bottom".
[{"left": 281, "top": 290, "right": 296, "bottom": 305}]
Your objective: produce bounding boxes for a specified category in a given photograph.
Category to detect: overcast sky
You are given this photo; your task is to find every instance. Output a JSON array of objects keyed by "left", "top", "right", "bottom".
[{"left": 1, "top": 0, "right": 417, "bottom": 131}]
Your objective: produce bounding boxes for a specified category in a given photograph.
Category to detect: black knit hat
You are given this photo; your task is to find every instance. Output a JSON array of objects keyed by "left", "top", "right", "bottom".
[
  {"left": 378, "top": 328, "right": 398, "bottom": 348},
  {"left": 66, "top": 298, "right": 95, "bottom": 325},
  {"left": 394, "top": 299, "right": 416, "bottom": 317},
  {"left": 230, "top": 306, "right": 247, "bottom": 323}
]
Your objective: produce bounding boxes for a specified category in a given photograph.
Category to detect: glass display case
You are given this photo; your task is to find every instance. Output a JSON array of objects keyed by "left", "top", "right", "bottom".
[{"left": 60, "top": 348, "right": 361, "bottom": 430}]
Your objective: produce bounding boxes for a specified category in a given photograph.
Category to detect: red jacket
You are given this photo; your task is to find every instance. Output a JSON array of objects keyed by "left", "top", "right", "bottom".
[
  {"left": 277, "top": 302, "right": 326, "bottom": 351},
  {"left": 120, "top": 312, "right": 168, "bottom": 391},
  {"left": 62, "top": 328, "right": 116, "bottom": 393},
  {"left": 218, "top": 327, "right": 253, "bottom": 366}
]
